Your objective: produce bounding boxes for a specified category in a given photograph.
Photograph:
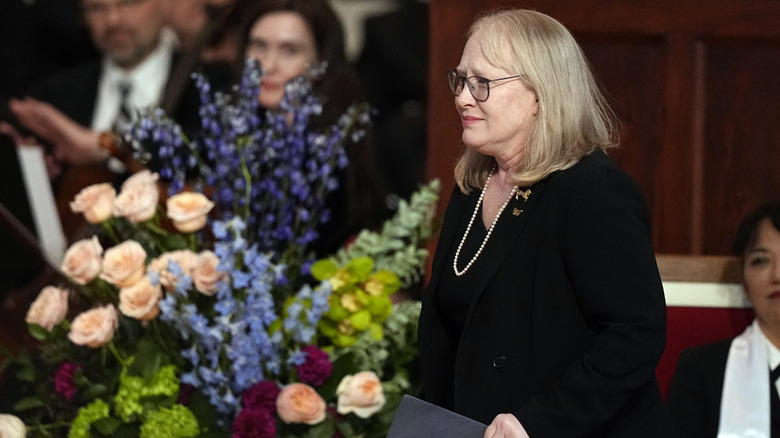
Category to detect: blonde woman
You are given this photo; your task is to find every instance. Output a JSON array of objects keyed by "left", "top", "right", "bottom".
[{"left": 417, "top": 9, "right": 672, "bottom": 437}]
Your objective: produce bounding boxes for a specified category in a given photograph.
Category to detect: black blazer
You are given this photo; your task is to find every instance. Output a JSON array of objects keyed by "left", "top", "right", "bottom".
[
  {"left": 27, "top": 55, "right": 231, "bottom": 171},
  {"left": 665, "top": 338, "right": 732, "bottom": 438},
  {"left": 418, "top": 150, "right": 674, "bottom": 437}
]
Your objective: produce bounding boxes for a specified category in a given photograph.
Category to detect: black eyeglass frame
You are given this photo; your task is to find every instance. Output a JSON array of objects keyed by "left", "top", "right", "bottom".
[{"left": 447, "top": 69, "right": 524, "bottom": 102}]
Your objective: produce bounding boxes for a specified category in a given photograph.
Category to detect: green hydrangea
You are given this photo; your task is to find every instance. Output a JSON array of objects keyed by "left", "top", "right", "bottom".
[
  {"left": 68, "top": 399, "right": 110, "bottom": 438},
  {"left": 115, "top": 364, "right": 179, "bottom": 421},
  {"left": 140, "top": 404, "right": 199, "bottom": 438}
]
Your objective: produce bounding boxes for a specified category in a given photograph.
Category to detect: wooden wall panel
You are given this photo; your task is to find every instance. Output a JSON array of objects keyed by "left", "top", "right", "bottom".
[
  {"left": 703, "top": 41, "right": 780, "bottom": 253},
  {"left": 427, "top": 0, "right": 780, "bottom": 257}
]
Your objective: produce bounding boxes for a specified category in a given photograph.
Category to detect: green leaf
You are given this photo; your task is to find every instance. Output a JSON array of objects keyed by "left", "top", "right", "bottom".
[
  {"left": 185, "top": 388, "right": 220, "bottom": 433},
  {"left": 15, "top": 364, "right": 36, "bottom": 383},
  {"left": 92, "top": 417, "right": 122, "bottom": 435},
  {"left": 27, "top": 323, "right": 50, "bottom": 341},
  {"left": 81, "top": 383, "right": 110, "bottom": 400},
  {"left": 13, "top": 396, "right": 45, "bottom": 411},
  {"left": 317, "top": 353, "right": 354, "bottom": 399},
  {"left": 302, "top": 420, "right": 335, "bottom": 438},
  {"left": 130, "top": 337, "right": 164, "bottom": 380},
  {"left": 165, "top": 232, "right": 189, "bottom": 248}
]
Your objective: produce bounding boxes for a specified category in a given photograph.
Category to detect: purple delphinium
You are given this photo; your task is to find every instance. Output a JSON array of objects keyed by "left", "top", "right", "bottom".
[
  {"left": 296, "top": 345, "right": 332, "bottom": 387},
  {"left": 129, "top": 58, "right": 370, "bottom": 257}
]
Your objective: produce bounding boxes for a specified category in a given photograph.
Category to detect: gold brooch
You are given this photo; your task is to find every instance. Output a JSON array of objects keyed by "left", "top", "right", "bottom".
[
  {"left": 516, "top": 189, "right": 532, "bottom": 201},
  {"left": 512, "top": 208, "right": 523, "bottom": 216}
]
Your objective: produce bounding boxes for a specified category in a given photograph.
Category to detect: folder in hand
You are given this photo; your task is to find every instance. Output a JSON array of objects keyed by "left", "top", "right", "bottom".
[{"left": 387, "top": 395, "right": 488, "bottom": 437}]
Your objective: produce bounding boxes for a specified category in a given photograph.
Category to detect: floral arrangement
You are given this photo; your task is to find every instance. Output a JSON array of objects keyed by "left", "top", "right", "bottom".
[{"left": 0, "top": 59, "right": 439, "bottom": 438}]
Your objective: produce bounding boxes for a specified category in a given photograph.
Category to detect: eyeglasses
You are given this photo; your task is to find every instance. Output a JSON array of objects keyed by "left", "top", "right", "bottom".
[
  {"left": 82, "top": 0, "right": 147, "bottom": 16},
  {"left": 447, "top": 69, "right": 523, "bottom": 102}
]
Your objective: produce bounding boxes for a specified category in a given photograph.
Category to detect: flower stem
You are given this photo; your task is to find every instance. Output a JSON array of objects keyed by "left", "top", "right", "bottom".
[
  {"left": 101, "top": 220, "right": 120, "bottom": 244},
  {"left": 107, "top": 342, "right": 131, "bottom": 368}
]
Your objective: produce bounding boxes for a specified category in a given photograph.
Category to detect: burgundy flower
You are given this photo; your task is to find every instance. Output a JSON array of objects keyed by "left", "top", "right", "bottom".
[
  {"left": 232, "top": 408, "right": 276, "bottom": 438},
  {"left": 242, "top": 380, "right": 281, "bottom": 412},
  {"left": 177, "top": 383, "right": 195, "bottom": 405},
  {"left": 296, "top": 345, "right": 332, "bottom": 387},
  {"left": 53, "top": 362, "right": 81, "bottom": 401}
]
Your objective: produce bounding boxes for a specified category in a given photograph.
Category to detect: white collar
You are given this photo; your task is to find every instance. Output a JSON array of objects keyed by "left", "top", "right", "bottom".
[
  {"left": 102, "top": 28, "right": 176, "bottom": 106},
  {"left": 761, "top": 325, "right": 780, "bottom": 372},
  {"left": 91, "top": 28, "right": 176, "bottom": 130}
]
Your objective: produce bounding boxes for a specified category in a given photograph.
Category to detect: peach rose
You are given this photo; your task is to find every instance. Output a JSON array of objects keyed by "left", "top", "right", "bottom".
[
  {"left": 113, "top": 170, "right": 159, "bottom": 222},
  {"left": 60, "top": 236, "right": 103, "bottom": 284},
  {"left": 276, "top": 383, "right": 327, "bottom": 425},
  {"left": 69, "top": 183, "right": 115, "bottom": 223},
  {"left": 25, "top": 286, "right": 69, "bottom": 331},
  {"left": 100, "top": 240, "right": 147, "bottom": 287},
  {"left": 336, "top": 371, "right": 386, "bottom": 418},
  {"left": 166, "top": 192, "right": 215, "bottom": 233},
  {"left": 118, "top": 276, "right": 162, "bottom": 321},
  {"left": 147, "top": 250, "right": 198, "bottom": 290},
  {"left": 191, "top": 250, "right": 226, "bottom": 295},
  {"left": 68, "top": 304, "right": 118, "bottom": 348},
  {"left": 0, "top": 414, "right": 26, "bottom": 438}
]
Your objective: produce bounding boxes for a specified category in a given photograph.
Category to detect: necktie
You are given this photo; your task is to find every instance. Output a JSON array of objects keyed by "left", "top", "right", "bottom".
[{"left": 115, "top": 81, "right": 133, "bottom": 131}]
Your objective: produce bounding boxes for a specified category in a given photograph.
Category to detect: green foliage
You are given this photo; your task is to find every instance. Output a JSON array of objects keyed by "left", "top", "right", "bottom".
[{"left": 333, "top": 179, "right": 441, "bottom": 288}]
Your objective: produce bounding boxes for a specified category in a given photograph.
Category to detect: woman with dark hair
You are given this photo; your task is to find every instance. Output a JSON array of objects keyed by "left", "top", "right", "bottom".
[
  {"left": 236, "top": 0, "right": 388, "bottom": 255},
  {"left": 667, "top": 201, "right": 780, "bottom": 438}
]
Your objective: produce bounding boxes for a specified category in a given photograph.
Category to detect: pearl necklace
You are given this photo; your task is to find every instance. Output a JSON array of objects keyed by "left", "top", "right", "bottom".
[{"left": 453, "top": 169, "right": 519, "bottom": 276}]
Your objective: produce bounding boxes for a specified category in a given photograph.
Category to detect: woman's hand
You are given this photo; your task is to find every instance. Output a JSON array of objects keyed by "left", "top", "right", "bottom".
[
  {"left": 484, "top": 413, "right": 530, "bottom": 438},
  {"left": 8, "top": 97, "right": 106, "bottom": 165}
]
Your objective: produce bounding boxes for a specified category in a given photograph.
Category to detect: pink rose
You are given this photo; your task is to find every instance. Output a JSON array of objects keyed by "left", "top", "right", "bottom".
[
  {"left": 25, "top": 286, "right": 69, "bottom": 331},
  {"left": 166, "top": 192, "right": 215, "bottom": 233},
  {"left": 118, "top": 276, "right": 162, "bottom": 321},
  {"left": 191, "top": 250, "right": 226, "bottom": 295},
  {"left": 68, "top": 304, "right": 118, "bottom": 348},
  {"left": 0, "top": 414, "right": 26, "bottom": 438},
  {"left": 276, "top": 383, "right": 327, "bottom": 425},
  {"left": 69, "top": 183, "right": 115, "bottom": 224},
  {"left": 60, "top": 236, "right": 103, "bottom": 284},
  {"left": 147, "top": 250, "right": 198, "bottom": 290},
  {"left": 336, "top": 371, "right": 386, "bottom": 418},
  {"left": 113, "top": 170, "right": 159, "bottom": 222},
  {"left": 100, "top": 240, "right": 147, "bottom": 287}
]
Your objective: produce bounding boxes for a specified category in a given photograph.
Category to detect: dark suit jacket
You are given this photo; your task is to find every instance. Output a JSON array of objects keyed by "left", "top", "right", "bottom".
[
  {"left": 665, "top": 338, "right": 731, "bottom": 438},
  {"left": 418, "top": 150, "right": 673, "bottom": 437},
  {"left": 28, "top": 55, "right": 231, "bottom": 172}
]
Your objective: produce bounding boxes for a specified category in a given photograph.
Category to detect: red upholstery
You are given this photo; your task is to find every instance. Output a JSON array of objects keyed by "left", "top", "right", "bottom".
[{"left": 657, "top": 306, "right": 755, "bottom": 399}]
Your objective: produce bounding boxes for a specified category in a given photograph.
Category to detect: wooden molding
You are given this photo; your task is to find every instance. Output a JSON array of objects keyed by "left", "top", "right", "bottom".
[{"left": 656, "top": 254, "right": 740, "bottom": 283}]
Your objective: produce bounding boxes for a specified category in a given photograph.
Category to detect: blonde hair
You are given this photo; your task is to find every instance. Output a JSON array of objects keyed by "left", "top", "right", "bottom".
[{"left": 454, "top": 9, "right": 619, "bottom": 193}]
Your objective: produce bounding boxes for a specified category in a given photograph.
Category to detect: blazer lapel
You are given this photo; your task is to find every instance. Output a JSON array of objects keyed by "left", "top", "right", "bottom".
[{"left": 466, "top": 179, "right": 548, "bottom": 313}]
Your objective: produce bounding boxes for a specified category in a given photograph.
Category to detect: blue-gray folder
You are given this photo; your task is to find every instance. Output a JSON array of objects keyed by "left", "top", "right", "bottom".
[{"left": 387, "top": 395, "right": 488, "bottom": 437}]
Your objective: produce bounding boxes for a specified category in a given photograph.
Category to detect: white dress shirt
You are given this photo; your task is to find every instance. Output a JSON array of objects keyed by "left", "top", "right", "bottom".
[{"left": 91, "top": 28, "right": 177, "bottom": 131}]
